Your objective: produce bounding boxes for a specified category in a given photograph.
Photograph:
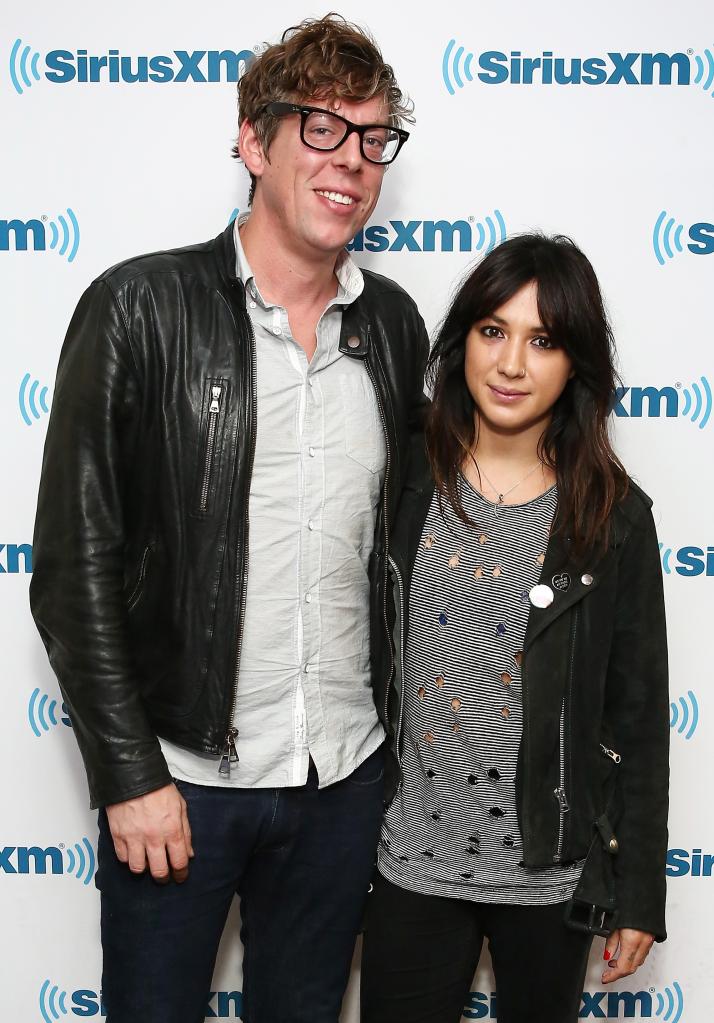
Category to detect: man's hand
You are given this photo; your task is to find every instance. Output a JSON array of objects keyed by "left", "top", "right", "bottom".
[
  {"left": 601, "top": 928, "right": 655, "bottom": 984},
  {"left": 105, "top": 783, "right": 194, "bottom": 884}
]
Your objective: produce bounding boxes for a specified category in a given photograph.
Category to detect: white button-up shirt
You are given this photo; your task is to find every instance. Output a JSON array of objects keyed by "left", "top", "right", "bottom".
[{"left": 160, "top": 217, "right": 386, "bottom": 788}]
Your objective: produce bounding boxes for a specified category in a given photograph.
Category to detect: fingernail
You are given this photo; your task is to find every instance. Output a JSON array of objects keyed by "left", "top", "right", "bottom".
[{"left": 603, "top": 950, "right": 611, "bottom": 961}]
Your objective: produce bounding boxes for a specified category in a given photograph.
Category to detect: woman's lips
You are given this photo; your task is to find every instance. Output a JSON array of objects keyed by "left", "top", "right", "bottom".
[{"left": 488, "top": 385, "right": 529, "bottom": 402}]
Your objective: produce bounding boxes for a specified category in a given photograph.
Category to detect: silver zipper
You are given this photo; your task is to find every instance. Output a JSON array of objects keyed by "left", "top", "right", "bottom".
[
  {"left": 219, "top": 322, "right": 257, "bottom": 775},
  {"left": 199, "top": 385, "right": 223, "bottom": 513},
  {"left": 127, "top": 543, "right": 152, "bottom": 610},
  {"left": 363, "top": 348, "right": 394, "bottom": 728},
  {"left": 387, "top": 554, "right": 405, "bottom": 765},
  {"left": 553, "top": 698, "right": 570, "bottom": 860},
  {"left": 600, "top": 743, "right": 622, "bottom": 764},
  {"left": 553, "top": 607, "right": 578, "bottom": 861}
]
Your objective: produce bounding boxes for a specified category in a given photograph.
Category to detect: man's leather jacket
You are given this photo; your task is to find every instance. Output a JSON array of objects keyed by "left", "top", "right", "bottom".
[
  {"left": 384, "top": 455, "right": 669, "bottom": 941},
  {"left": 30, "top": 223, "right": 429, "bottom": 811}
]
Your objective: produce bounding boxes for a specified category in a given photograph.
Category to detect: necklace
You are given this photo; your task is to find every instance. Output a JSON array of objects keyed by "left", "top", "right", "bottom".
[{"left": 477, "top": 461, "right": 542, "bottom": 516}]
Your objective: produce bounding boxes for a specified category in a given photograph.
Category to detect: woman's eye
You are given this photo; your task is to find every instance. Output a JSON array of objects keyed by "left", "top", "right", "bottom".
[
  {"left": 481, "top": 326, "right": 502, "bottom": 339},
  {"left": 532, "top": 335, "right": 554, "bottom": 349}
]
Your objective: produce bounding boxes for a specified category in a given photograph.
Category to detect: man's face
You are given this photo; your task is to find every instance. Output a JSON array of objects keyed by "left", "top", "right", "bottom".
[{"left": 252, "top": 94, "right": 389, "bottom": 259}]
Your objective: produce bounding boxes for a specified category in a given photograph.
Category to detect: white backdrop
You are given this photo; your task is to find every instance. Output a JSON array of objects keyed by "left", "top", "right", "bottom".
[{"left": 2, "top": 1, "right": 711, "bottom": 1019}]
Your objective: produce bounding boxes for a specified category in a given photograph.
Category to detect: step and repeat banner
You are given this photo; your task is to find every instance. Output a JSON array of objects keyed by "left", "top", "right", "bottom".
[{"left": 2, "top": 0, "right": 711, "bottom": 1019}]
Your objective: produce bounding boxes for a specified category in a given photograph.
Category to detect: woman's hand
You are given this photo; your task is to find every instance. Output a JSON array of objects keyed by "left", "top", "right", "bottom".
[{"left": 602, "top": 928, "right": 655, "bottom": 984}]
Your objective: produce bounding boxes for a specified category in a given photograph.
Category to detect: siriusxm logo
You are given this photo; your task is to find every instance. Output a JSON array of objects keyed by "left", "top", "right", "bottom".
[
  {"left": 0, "top": 837, "right": 95, "bottom": 883},
  {"left": 670, "top": 690, "right": 699, "bottom": 740},
  {"left": 1, "top": 210, "right": 80, "bottom": 262},
  {"left": 9, "top": 39, "right": 255, "bottom": 93},
  {"left": 19, "top": 372, "right": 50, "bottom": 426},
  {"left": 463, "top": 984, "right": 683, "bottom": 1020},
  {"left": 347, "top": 210, "right": 506, "bottom": 254},
  {"left": 442, "top": 40, "right": 714, "bottom": 97},
  {"left": 612, "top": 377, "right": 712, "bottom": 428},
  {"left": 659, "top": 543, "right": 714, "bottom": 577},
  {"left": 0, "top": 543, "right": 32, "bottom": 574},
  {"left": 39, "top": 982, "right": 243, "bottom": 1020},
  {"left": 667, "top": 848, "right": 714, "bottom": 877},
  {"left": 653, "top": 211, "right": 714, "bottom": 264},
  {"left": 28, "top": 688, "right": 72, "bottom": 737}
]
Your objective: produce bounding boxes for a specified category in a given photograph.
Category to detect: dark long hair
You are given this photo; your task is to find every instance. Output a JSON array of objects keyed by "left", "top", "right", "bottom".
[{"left": 426, "top": 234, "right": 628, "bottom": 559}]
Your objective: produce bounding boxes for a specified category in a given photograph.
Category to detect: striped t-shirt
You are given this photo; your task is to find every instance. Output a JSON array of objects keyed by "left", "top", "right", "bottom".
[{"left": 378, "top": 478, "right": 583, "bottom": 904}]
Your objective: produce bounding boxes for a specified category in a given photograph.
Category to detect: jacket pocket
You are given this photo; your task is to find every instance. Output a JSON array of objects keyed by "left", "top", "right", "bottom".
[{"left": 193, "top": 377, "right": 229, "bottom": 517}]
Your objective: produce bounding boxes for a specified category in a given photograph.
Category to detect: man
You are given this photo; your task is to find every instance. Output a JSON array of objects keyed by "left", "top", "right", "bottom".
[{"left": 30, "top": 14, "right": 427, "bottom": 1023}]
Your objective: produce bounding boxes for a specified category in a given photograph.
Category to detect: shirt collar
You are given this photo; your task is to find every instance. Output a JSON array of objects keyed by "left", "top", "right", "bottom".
[{"left": 232, "top": 213, "right": 364, "bottom": 310}]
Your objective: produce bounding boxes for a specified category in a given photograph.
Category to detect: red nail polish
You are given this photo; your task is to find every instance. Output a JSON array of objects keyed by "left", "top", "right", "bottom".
[{"left": 603, "top": 949, "right": 611, "bottom": 961}]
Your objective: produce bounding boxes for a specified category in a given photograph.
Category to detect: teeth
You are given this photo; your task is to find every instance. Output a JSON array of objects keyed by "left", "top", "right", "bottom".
[{"left": 316, "top": 190, "right": 355, "bottom": 205}]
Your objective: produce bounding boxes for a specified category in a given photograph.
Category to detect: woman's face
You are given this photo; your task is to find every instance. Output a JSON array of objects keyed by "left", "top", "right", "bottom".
[{"left": 464, "top": 280, "right": 574, "bottom": 438}]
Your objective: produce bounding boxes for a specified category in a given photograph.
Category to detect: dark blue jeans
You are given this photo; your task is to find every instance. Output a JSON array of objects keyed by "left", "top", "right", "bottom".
[{"left": 96, "top": 746, "right": 385, "bottom": 1023}]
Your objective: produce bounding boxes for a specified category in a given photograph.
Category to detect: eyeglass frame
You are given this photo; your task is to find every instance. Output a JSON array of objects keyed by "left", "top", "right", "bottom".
[{"left": 258, "top": 101, "right": 410, "bottom": 165}]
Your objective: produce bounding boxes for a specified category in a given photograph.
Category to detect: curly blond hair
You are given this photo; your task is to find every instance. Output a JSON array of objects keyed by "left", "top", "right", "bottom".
[{"left": 234, "top": 13, "right": 414, "bottom": 203}]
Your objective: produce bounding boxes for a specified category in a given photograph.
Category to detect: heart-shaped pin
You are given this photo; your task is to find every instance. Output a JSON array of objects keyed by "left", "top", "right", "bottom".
[{"left": 552, "top": 572, "right": 571, "bottom": 592}]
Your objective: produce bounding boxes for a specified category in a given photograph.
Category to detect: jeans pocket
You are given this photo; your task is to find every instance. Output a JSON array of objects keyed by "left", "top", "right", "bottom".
[{"left": 346, "top": 746, "right": 386, "bottom": 787}]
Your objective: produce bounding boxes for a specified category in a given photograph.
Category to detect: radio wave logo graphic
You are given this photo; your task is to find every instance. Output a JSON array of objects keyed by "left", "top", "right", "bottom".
[
  {"left": 659, "top": 543, "right": 673, "bottom": 575},
  {"left": 18, "top": 373, "right": 50, "bottom": 426},
  {"left": 442, "top": 39, "right": 476, "bottom": 95},
  {"left": 693, "top": 47, "right": 714, "bottom": 96},
  {"left": 39, "top": 980, "right": 68, "bottom": 1023},
  {"left": 652, "top": 211, "right": 686, "bottom": 265},
  {"left": 47, "top": 208, "right": 81, "bottom": 262},
  {"left": 680, "top": 375, "right": 713, "bottom": 428},
  {"left": 64, "top": 836, "right": 96, "bottom": 885},
  {"left": 9, "top": 38, "right": 41, "bottom": 95},
  {"left": 670, "top": 691, "right": 699, "bottom": 740},
  {"left": 654, "top": 981, "right": 684, "bottom": 1023},
  {"left": 27, "top": 687, "right": 67, "bottom": 736},
  {"left": 473, "top": 210, "right": 507, "bottom": 254}
]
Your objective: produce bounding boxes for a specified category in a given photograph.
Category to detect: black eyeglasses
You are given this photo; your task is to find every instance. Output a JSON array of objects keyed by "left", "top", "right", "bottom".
[{"left": 260, "top": 102, "right": 409, "bottom": 165}]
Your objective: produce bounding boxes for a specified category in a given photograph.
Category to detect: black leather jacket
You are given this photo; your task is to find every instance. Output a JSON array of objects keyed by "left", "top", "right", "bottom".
[
  {"left": 30, "top": 223, "right": 429, "bottom": 811},
  {"left": 385, "top": 456, "right": 669, "bottom": 940}
]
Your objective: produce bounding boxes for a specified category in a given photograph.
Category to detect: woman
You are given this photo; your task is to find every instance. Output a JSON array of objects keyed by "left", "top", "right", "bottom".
[{"left": 361, "top": 235, "right": 669, "bottom": 1023}]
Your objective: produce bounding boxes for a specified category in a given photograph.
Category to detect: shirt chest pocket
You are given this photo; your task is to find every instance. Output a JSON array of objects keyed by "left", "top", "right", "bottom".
[{"left": 339, "top": 372, "right": 386, "bottom": 475}]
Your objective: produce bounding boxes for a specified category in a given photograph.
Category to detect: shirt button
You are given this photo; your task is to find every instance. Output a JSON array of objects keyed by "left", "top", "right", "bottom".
[
  {"left": 249, "top": 300, "right": 257, "bottom": 309},
  {"left": 307, "top": 519, "right": 315, "bottom": 531},
  {"left": 273, "top": 327, "right": 281, "bottom": 336},
  {"left": 305, "top": 593, "right": 312, "bottom": 603},
  {"left": 308, "top": 446, "right": 316, "bottom": 457},
  {"left": 304, "top": 663, "right": 312, "bottom": 673}
]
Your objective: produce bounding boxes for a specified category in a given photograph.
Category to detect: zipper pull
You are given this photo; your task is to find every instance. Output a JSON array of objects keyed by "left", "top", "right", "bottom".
[
  {"left": 219, "top": 727, "right": 239, "bottom": 776},
  {"left": 209, "top": 386, "right": 222, "bottom": 414},
  {"left": 599, "top": 744, "right": 622, "bottom": 764},
  {"left": 554, "top": 786, "right": 570, "bottom": 812}
]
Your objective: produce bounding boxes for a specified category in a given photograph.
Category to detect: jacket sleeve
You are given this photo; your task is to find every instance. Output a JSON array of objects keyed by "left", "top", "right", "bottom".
[
  {"left": 604, "top": 504, "right": 669, "bottom": 940},
  {"left": 29, "top": 279, "right": 172, "bottom": 809}
]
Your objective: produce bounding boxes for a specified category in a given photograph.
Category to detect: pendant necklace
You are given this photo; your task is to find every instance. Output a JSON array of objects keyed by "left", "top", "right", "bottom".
[{"left": 478, "top": 461, "right": 542, "bottom": 516}]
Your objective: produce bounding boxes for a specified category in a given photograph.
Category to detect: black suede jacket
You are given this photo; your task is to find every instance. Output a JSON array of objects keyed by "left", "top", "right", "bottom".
[
  {"left": 30, "top": 223, "right": 428, "bottom": 812},
  {"left": 383, "top": 455, "right": 669, "bottom": 941}
]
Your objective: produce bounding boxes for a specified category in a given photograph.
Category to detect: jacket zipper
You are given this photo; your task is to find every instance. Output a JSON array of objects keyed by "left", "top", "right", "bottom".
[
  {"left": 387, "top": 554, "right": 405, "bottom": 767},
  {"left": 363, "top": 350, "right": 394, "bottom": 729},
  {"left": 199, "top": 385, "right": 223, "bottom": 514},
  {"left": 553, "top": 606, "right": 579, "bottom": 861},
  {"left": 218, "top": 321, "right": 257, "bottom": 775},
  {"left": 127, "top": 543, "right": 152, "bottom": 611},
  {"left": 600, "top": 743, "right": 622, "bottom": 764}
]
